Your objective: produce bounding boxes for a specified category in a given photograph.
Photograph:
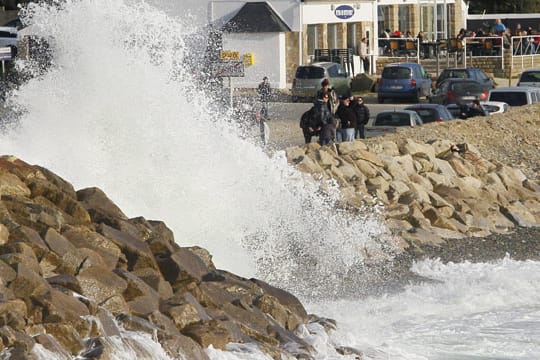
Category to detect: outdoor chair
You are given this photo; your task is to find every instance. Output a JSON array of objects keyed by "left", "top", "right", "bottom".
[
  {"left": 405, "top": 40, "right": 417, "bottom": 57},
  {"left": 390, "top": 40, "right": 400, "bottom": 56}
]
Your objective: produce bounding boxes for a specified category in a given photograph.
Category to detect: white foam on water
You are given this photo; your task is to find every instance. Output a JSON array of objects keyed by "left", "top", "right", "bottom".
[{"left": 307, "top": 256, "right": 540, "bottom": 359}]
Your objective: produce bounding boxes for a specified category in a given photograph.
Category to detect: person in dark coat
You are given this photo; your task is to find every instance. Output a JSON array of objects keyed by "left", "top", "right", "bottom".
[
  {"left": 315, "top": 91, "right": 336, "bottom": 145},
  {"left": 316, "top": 79, "right": 337, "bottom": 113},
  {"left": 352, "top": 96, "right": 370, "bottom": 139},
  {"left": 300, "top": 104, "right": 322, "bottom": 144},
  {"left": 335, "top": 95, "right": 356, "bottom": 142},
  {"left": 257, "top": 76, "right": 271, "bottom": 119},
  {"left": 459, "top": 100, "right": 488, "bottom": 119}
]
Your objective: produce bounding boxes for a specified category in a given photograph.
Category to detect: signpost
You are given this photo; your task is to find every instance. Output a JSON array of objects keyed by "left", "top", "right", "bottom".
[
  {"left": 211, "top": 59, "right": 245, "bottom": 107},
  {"left": 0, "top": 47, "right": 11, "bottom": 80},
  {"left": 211, "top": 60, "right": 245, "bottom": 78}
]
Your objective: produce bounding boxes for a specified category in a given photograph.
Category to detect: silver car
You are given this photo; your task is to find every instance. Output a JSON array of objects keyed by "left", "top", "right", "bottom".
[
  {"left": 365, "top": 110, "right": 423, "bottom": 138},
  {"left": 517, "top": 69, "right": 540, "bottom": 87},
  {"left": 291, "top": 62, "right": 351, "bottom": 102}
]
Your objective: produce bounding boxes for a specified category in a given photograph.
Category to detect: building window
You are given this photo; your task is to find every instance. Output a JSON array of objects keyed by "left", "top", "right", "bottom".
[
  {"left": 378, "top": 6, "right": 387, "bottom": 35},
  {"left": 347, "top": 23, "right": 358, "bottom": 52},
  {"left": 307, "top": 24, "right": 317, "bottom": 55},
  {"left": 398, "top": 5, "right": 409, "bottom": 34},
  {"left": 328, "top": 23, "right": 338, "bottom": 49}
]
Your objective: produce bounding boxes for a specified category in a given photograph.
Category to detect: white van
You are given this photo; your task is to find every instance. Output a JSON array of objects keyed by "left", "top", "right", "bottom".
[{"left": 487, "top": 87, "right": 540, "bottom": 107}]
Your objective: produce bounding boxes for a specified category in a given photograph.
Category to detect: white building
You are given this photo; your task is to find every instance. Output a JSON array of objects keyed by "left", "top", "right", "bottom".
[{"left": 161, "top": 0, "right": 467, "bottom": 89}]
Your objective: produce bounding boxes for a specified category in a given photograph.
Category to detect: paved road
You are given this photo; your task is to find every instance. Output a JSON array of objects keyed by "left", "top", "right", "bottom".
[{"left": 265, "top": 95, "right": 415, "bottom": 149}]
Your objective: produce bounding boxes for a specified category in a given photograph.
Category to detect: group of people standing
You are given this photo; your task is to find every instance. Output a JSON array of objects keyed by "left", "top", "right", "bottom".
[{"left": 300, "top": 79, "right": 370, "bottom": 146}]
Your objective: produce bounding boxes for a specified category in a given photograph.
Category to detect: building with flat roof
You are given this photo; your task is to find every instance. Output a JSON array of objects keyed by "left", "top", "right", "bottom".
[{"left": 188, "top": 0, "right": 468, "bottom": 88}]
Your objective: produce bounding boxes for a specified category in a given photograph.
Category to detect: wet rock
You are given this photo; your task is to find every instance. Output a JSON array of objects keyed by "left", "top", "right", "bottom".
[
  {"left": 99, "top": 223, "right": 158, "bottom": 271},
  {"left": 157, "top": 248, "right": 211, "bottom": 288},
  {"left": 159, "top": 333, "right": 210, "bottom": 360},
  {"left": 34, "top": 333, "right": 72, "bottom": 360},
  {"left": 76, "top": 266, "right": 128, "bottom": 305},
  {"left": 77, "top": 187, "right": 128, "bottom": 226},
  {"left": 62, "top": 225, "right": 123, "bottom": 270},
  {"left": 182, "top": 320, "right": 234, "bottom": 350},
  {"left": 43, "top": 323, "right": 84, "bottom": 355}
]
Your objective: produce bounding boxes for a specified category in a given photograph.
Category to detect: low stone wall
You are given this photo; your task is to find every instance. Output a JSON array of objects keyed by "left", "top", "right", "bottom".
[{"left": 285, "top": 140, "right": 540, "bottom": 252}]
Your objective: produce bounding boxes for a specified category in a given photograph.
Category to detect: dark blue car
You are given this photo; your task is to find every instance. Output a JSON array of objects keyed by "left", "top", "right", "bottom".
[{"left": 378, "top": 62, "right": 432, "bottom": 103}]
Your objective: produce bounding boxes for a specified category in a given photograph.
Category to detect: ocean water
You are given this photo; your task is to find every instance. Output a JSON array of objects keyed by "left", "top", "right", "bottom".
[{"left": 0, "top": 0, "right": 539, "bottom": 359}]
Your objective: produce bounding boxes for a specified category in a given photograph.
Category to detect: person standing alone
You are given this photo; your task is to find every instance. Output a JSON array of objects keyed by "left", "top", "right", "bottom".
[
  {"left": 335, "top": 95, "right": 356, "bottom": 142},
  {"left": 359, "top": 37, "right": 370, "bottom": 74},
  {"left": 352, "top": 96, "right": 370, "bottom": 139},
  {"left": 257, "top": 76, "right": 271, "bottom": 119}
]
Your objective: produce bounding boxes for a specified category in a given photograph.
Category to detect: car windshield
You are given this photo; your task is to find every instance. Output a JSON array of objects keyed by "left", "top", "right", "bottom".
[
  {"left": 382, "top": 67, "right": 411, "bottom": 79},
  {"left": 440, "top": 70, "right": 468, "bottom": 81},
  {"left": 489, "top": 92, "right": 527, "bottom": 106},
  {"left": 0, "top": 30, "right": 17, "bottom": 38},
  {"left": 520, "top": 71, "right": 540, "bottom": 82},
  {"left": 483, "top": 104, "right": 499, "bottom": 113},
  {"left": 451, "top": 81, "right": 482, "bottom": 93},
  {"left": 375, "top": 113, "right": 411, "bottom": 126},
  {"left": 410, "top": 108, "right": 439, "bottom": 123},
  {"left": 295, "top": 66, "right": 325, "bottom": 79}
]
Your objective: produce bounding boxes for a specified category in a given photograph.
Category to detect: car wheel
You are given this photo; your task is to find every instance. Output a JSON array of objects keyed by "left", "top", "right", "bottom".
[
  {"left": 378, "top": 96, "right": 384, "bottom": 104},
  {"left": 292, "top": 96, "right": 299, "bottom": 103},
  {"left": 412, "top": 91, "right": 420, "bottom": 103}
]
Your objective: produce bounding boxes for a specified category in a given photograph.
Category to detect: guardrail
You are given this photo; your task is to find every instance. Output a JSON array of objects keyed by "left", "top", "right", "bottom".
[
  {"left": 462, "top": 36, "right": 505, "bottom": 69},
  {"left": 510, "top": 35, "right": 540, "bottom": 70},
  {"left": 376, "top": 36, "right": 540, "bottom": 74}
]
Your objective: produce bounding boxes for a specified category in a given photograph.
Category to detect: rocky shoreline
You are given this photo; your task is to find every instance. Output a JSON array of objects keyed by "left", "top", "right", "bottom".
[
  {"left": 0, "top": 156, "right": 331, "bottom": 359},
  {"left": 0, "top": 101, "right": 539, "bottom": 358},
  {"left": 419, "top": 226, "right": 540, "bottom": 264}
]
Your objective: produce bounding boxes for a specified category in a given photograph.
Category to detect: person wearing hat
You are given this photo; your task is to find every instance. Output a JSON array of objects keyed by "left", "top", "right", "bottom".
[
  {"left": 316, "top": 78, "right": 337, "bottom": 113},
  {"left": 257, "top": 76, "right": 271, "bottom": 119},
  {"left": 335, "top": 95, "right": 356, "bottom": 142}
]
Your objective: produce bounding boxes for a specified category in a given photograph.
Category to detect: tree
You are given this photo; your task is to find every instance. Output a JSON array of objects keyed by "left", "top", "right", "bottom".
[{"left": 468, "top": 0, "right": 540, "bottom": 14}]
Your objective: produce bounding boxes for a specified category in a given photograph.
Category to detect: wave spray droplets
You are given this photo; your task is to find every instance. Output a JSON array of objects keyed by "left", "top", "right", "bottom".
[{"left": 0, "top": 0, "right": 394, "bottom": 298}]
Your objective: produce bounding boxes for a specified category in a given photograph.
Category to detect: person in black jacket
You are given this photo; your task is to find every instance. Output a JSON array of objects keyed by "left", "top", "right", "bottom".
[
  {"left": 352, "top": 96, "right": 370, "bottom": 139},
  {"left": 315, "top": 91, "right": 336, "bottom": 145},
  {"left": 257, "top": 76, "right": 271, "bottom": 119},
  {"left": 299, "top": 105, "right": 321, "bottom": 144},
  {"left": 459, "top": 100, "right": 488, "bottom": 119},
  {"left": 335, "top": 95, "right": 356, "bottom": 142}
]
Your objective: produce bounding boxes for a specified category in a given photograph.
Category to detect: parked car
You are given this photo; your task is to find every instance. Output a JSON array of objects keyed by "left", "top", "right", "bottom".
[
  {"left": 480, "top": 101, "right": 509, "bottom": 114},
  {"left": 517, "top": 69, "right": 540, "bottom": 87},
  {"left": 429, "top": 78, "right": 488, "bottom": 105},
  {"left": 488, "top": 87, "right": 540, "bottom": 106},
  {"left": 436, "top": 67, "right": 495, "bottom": 90},
  {"left": 366, "top": 110, "right": 423, "bottom": 138},
  {"left": 377, "top": 62, "right": 432, "bottom": 103},
  {"left": 291, "top": 62, "right": 351, "bottom": 102},
  {"left": 404, "top": 103, "right": 455, "bottom": 123},
  {"left": 446, "top": 101, "right": 508, "bottom": 117},
  {"left": 0, "top": 26, "right": 17, "bottom": 48},
  {"left": 446, "top": 104, "right": 461, "bottom": 118}
]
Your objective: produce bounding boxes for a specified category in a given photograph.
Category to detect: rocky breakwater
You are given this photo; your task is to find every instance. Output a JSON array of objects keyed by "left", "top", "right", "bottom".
[
  {"left": 0, "top": 155, "right": 339, "bottom": 359},
  {"left": 285, "top": 139, "right": 540, "bottom": 253}
]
